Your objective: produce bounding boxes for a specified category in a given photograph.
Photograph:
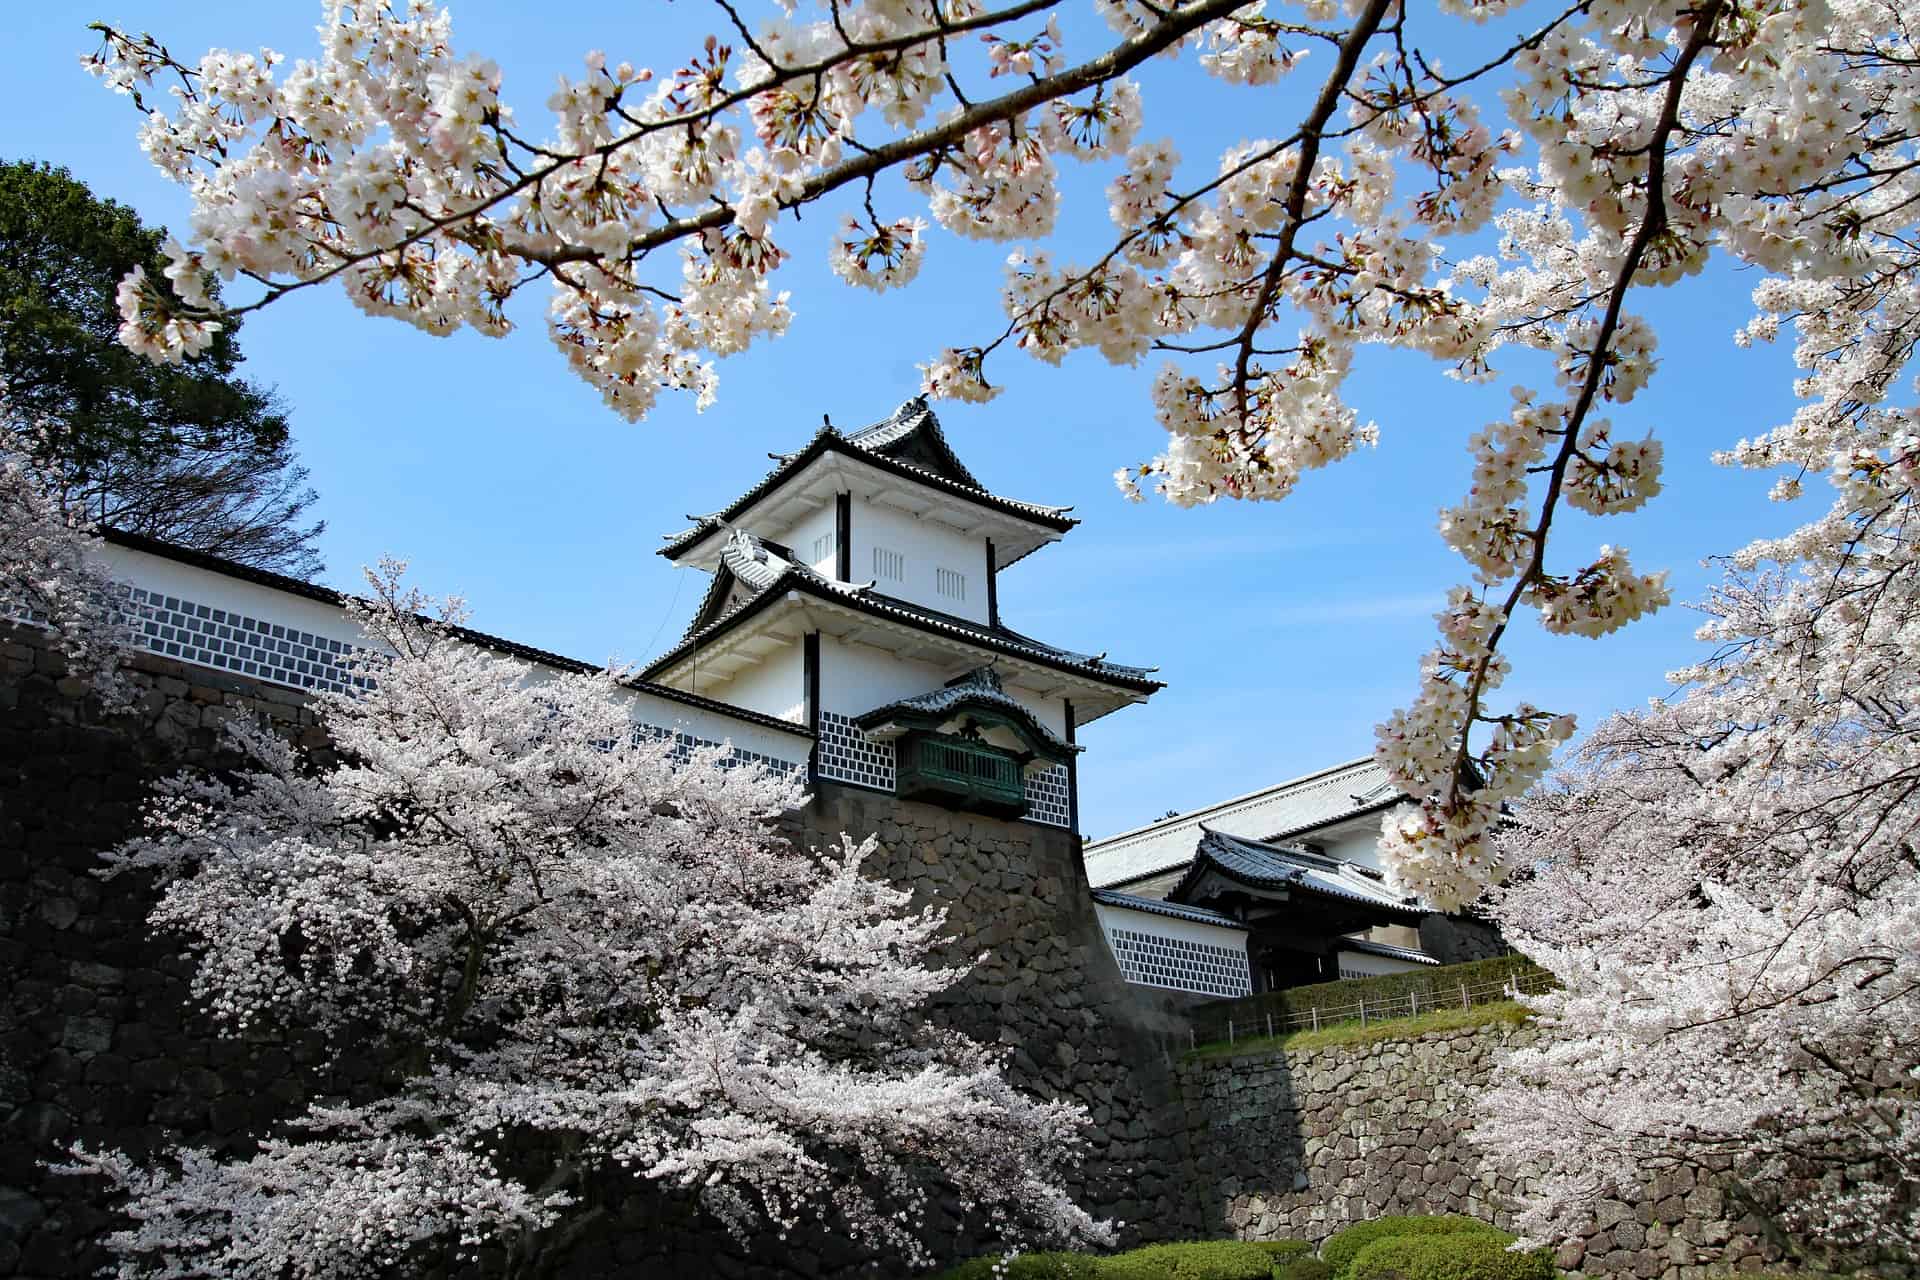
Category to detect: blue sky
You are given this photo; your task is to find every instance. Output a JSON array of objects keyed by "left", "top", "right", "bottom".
[{"left": 6, "top": 3, "right": 1810, "bottom": 838}]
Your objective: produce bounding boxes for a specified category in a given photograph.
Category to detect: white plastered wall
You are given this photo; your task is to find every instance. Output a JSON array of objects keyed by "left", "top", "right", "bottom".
[
  {"left": 818, "top": 636, "right": 1068, "bottom": 739},
  {"left": 1309, "top": 818, "right": 1392, "bottom": 872},
  {"left": 1333, "top": 947, "right": 1431, "bottom": 978},
  {"left": 697, "top": 643, "right": 805, "bottom": 724},
  {"left": 850, "top": 498, "right": 991, "bottom": 624},
  {"left": 1095, "top": 902, "right": 1251, "bottom": 997},
  {"left": 104, "top": 544, "right": 371, "bottom": 655},
  {"left": 773, "top": 502, "right": 840, "bottom": 577},
  {"left": 818, "top": 639, "right": 958, "bottom": 719},
  {"left": 92, "top": 543, "right": 814, "bottom": 773}
]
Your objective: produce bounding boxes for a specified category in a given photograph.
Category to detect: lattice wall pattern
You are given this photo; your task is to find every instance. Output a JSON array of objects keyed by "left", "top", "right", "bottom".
[
  {"left": 1105, "top": 925, "right": 1252, "bottom": 998},
  {"left": 1024, "top": 763, "right": 1071, "bottom": 829},
  {"left": 121, "top": 583, "right": 367, "bottom": 694},
  {"left": 11, "top": 574, "right": 801, "bottom": 775},
  {"left": 635, "top": 724, "right": 799, "bottom": 776},
  {"left": 816, "top": 711, "right": 896, "bottom": 790}
]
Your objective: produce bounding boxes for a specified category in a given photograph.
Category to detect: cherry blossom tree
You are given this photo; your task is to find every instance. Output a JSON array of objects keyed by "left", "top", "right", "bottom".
[
  {"left": 81, "top": 0, "right": 1920, "bottom": 905},
  {"left": 1, "top": 388, "right": 131, "bottom": 699},
  {"left": 65, "top": 565, "right": 1109, "bottom": 1279},
  {"left": 1474, "top": 549, "right": 1920, "bottom": 1261}
]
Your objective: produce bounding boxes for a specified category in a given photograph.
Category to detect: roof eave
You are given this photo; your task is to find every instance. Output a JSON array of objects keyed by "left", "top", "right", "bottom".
[
  {"left": 657, "top": 435, "right": 1077, "bottom": 563},
  {"left": 639, "top": 574, "right": 1163, "bottom": 700}
]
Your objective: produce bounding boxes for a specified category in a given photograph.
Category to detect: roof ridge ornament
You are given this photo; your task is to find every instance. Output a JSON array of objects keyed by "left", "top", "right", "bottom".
[{"left": 944, "top": 664, "right": 1004, "bottom": 693}]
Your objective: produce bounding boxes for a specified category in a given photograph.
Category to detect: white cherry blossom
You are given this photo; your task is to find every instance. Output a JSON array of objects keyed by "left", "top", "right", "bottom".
[
  {"left": 66, "top": 564, "right": 1111, "bottom": 1277},
  {"left": 82, "top": 0, "right": 1920, "bottom": 904}
]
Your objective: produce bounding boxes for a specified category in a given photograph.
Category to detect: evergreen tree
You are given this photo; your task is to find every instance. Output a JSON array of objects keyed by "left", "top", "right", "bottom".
[{"left": 0, "top": 159, "right": 323, "bottom": 576}]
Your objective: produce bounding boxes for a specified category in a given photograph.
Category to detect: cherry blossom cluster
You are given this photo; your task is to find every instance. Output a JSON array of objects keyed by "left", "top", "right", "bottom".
[
  {"left": 0, "top": 393, "right": 131, "bottom": 702},
  {"left": 85, "top": 0, "right": 1920, "bottom": 904},
  {"left": 1477, "top": 551, "right": 1920, "bottom": 1259},
  {"left": 74, "top": 565, "right": 1110, "bottom": 1276}
]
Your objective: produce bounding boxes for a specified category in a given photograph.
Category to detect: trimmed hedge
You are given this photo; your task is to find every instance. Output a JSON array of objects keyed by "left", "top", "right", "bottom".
[
  {"left": 935, "top": 1252, "right": 1103, "bottom": 1280},
  {"left": 1252, "top": 1241, "right": 1315, "bottom": 1262},
  {"left": 1321, "top": 1216, "right": 1505, "bottom": 1279},
  {"left": 934, "top": 1241, "right": 1287, "bottom": 1280},
  {"left": 1100, "top": 1241, "right": 1284, "bottom": 1279},
  {"left": 1189, "top": 955, "right": 1546, "bottom": 1046},
  {"left": 1347, "top": 1233, "right": 1555, "bottom": 1280},
  {"left": 1273, "top": 1255, "right": 1332, "bottom": 1280}
]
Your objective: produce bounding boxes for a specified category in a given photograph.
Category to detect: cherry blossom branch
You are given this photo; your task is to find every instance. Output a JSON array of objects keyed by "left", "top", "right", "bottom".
[{"left": 1440, "top": 0, "right": 1728, "bottom": 812}]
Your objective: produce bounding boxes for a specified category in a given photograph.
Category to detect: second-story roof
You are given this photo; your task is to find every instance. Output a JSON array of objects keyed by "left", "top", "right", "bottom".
[{"left": 642, "top": 526, "right": 1162, "bottom": 718}]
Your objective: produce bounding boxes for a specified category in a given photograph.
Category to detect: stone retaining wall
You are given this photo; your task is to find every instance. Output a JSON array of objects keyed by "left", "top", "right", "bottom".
[
  {"left": 1174, "top": 1022, "right": 1787, "bottom": 1279},
  {"left": 0, "top": 624, "right": 1194, "bottom": 1277},
  {"left": 0, "top": 626, "right": 357, "bottom": 1277}
]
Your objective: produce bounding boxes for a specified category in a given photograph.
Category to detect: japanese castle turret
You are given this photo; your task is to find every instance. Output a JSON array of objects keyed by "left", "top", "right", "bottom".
[{"left": 641, "top": 397, "right": 1163, "bottom": 828}]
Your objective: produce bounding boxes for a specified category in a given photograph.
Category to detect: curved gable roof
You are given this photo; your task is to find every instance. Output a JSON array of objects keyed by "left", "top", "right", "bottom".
[
  {"left": 659, "top": 401, "right": 1076, "bottom": 562},
  {"left": 854, "top": 665, "right": 1082, "bottom": 758},
  {"left": 1172, "top": 827, "right": 1423, "bottom": 919}
]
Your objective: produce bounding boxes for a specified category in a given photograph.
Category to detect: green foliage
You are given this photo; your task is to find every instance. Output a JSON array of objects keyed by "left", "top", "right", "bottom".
[
  {"left": 0, "top": 159, "right": 322, "bottom": 574},
  {"left": 1320, "top": 1216, "right": 1506, "bottom": 1279},
  {"left": 1345, "top": 1232, "right": 1555, "bottom": 1280},
  {"left": 934, "top": 1241, "right": 1279, "bottom": 1280},
  {"left": 1252, "top": 1241, "right": 1314, "bottom": 1262},
  {"left": 1274, "top": 1251, "right": 1336, "bottom": 1280},
  {"left": 1189, "top": 955, "right": 1547, "bottom": 1050},
  {"left": 934, "top": 1251, "right": 1105, "bottom": 1280},
  {"left": 1102, "top": 1241, "right": 1280, "bottom": 1279}
]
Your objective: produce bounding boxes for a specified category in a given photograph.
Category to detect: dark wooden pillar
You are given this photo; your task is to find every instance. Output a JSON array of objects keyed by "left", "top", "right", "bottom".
[
  {"left": 1064, "top": 697, "right": 1079, "bottom": 837},
  {"left": 804, "top": 631, "right": 821, "bottom": 785},
  {"left": 985, "top": 538, "right": 998, "bottom": 626},
  {"left": 835, "top": 493, "right": 852, "bottom": 582}
]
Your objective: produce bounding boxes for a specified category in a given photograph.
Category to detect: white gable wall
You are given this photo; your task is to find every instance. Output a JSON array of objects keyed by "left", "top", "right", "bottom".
[
  {"left": 698, "top": 642, "right": 805, "bottom": 724},
  {"left": 819, "top": 640, "right": 960, "bottom": 719},
  {"left": 1299, "top": 812, "right": 1400, "bottom": 873},
  {"left": 774, "top": 502, "right": 840, "bottom": 577},
  {"left": 818, "top": 636, "right": 1068, "bottom": 737},
  {"left": 851, "top": 499, "right": 990, "bottom": 625}
]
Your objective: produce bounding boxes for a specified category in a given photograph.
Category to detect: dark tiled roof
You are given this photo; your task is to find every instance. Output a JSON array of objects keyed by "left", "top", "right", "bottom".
[
  {"left": 1176, "top": 827, "right": 1424, "bottom": 918},
  {"left": 841, "top": 396, "right": 985, "bottom": 490},
  {"left": 659, "top": 400, "right": 1076, "bottom": 560},
  {"left": 644, "top": 528, "right": 1162, "bottom": 694},
  {"left": 1090, "top": 889, "right": 1249, "bottom": 931},
  {"left": 1335, "top": 937, "right": 1440, "bottom": 966},
  {"left": 100, "top": 528, "right": 814, "bottom": 739},
  {"left": 854, "top": 665, "right": 1082, "bottom": 756}
]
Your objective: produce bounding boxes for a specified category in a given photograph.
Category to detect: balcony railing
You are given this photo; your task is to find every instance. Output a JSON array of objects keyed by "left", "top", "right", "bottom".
[{"left": 895, "top": 733, "right": 1028, "bottom": 817}]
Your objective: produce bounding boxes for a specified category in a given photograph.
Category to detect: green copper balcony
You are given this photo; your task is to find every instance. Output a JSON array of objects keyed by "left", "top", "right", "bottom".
[{"left": 894, "top": 731, "right": 1029, "bottom": 818}]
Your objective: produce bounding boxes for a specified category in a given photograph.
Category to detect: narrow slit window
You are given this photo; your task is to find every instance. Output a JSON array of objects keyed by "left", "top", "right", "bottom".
[
  {"left": 936, "top": 567, "right": 967, "bottom": 600},
  {"left": 873, "top": 547, "right": 905, "bottom": 582},
  {"left": 812, "top": 531, "right": 837, "bottom": 564}
]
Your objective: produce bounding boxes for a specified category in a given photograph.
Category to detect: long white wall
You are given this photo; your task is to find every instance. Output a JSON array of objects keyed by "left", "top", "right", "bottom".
[
  {"left": 93, "top": 542, "right": 815, "bottom": 774},
  {"left": 850, "top": 498, "right": 991, "bottom": 625}
]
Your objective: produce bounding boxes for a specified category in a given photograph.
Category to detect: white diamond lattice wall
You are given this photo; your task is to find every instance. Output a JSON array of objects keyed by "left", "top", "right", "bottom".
[
  {"left": 1105, "top": 925, "right": 1252, "bottom": 999},
  {"left": 1025, "top": 763, "right": 1071, "bottom": 829},
  {"left": 817, "top": 711, "right": 897, "bottom": 791}
]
